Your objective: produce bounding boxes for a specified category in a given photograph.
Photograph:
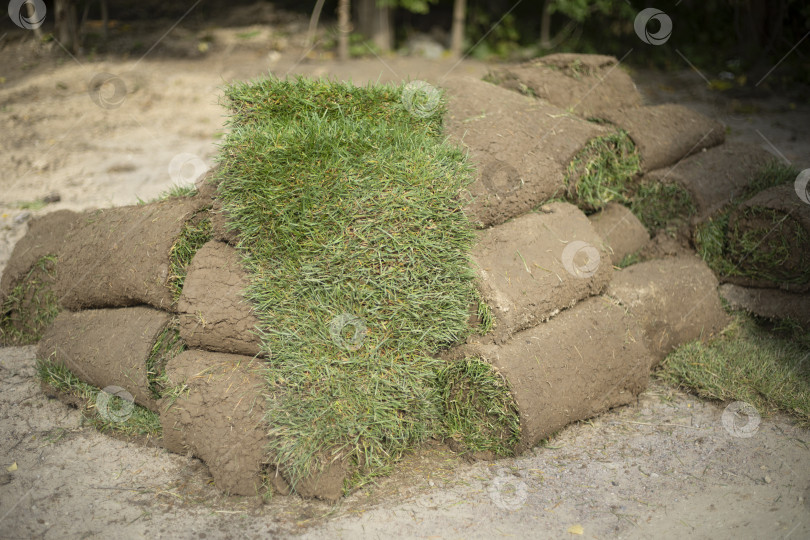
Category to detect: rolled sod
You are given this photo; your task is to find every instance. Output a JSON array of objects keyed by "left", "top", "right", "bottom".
[
  {"left": 0, "top": 254, "right": 59, "bottom": 346},
  {"left": 442, "top": 76, "right": 639, "bottom": 226},
  {"left": 722, "top": 184, "right": 810, "bottom": 291},
  {"left": 607, "top": 256, "right": 730, "bottom": 364},
  {"left": 485, "top": 53, "right": 643, "bottom": 118},
  {"left": 36, "top": 306, "right": 180, "bottom": 411},
  {"left": 0, "top": 209, "right": 78, "bottom": 300},
  {"left": 176, "top": 240, "right": 263, "bottom": 357},
  {"left": 598, "top": 104, "right": 725, "bottom": 172},
  {"left": 472, "top": 203, "right": 612, "bottom": 342},
  {"left": 160, "top": 349, "right": 272, "bottom": 496},
  {"left": 588, "top": 202, "right": 649, "bottom": 263},
  {"left": 719, "top": 283, "right": 810, "bottom": 328},
  {"left": 0, "top": 210, "right": 79, "bottom": 344},
  {"left": 442, "top": 296, "right": 651, "bottom": 455},
  {"left": 54, "top": 197, "right": 211, "bottom": 311},
  {"left": 636, "top": 142, "right": 775, "bottom": 227},
  {"left": 159, "top": 349, "right": 347, "bottom": 500}
]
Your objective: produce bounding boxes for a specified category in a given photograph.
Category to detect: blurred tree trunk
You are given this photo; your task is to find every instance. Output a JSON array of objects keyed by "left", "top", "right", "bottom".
[
  {"left": 450, "top": 0, "right": 466, "bottom": 58},
  {"left": 540, "top": 0, "right": 552, "bottom": 49},
  {"left": 25, "top": 1, "right": 44, "bottom": 41},
  {"left": 734, "top": 0, "right": 788, "bottom": 74},
  {"left": 337, "top": 0, "right": 351, "bottom": 61},
  {"left": 54, "top": 0, "right": 79, "bottom": 53},
  {"left": 354, "top": 0, "right": 393, "bottom": 52}
]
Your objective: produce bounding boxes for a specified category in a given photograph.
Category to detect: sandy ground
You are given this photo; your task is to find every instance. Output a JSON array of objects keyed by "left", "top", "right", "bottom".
[{"left": 2, "top": 7, "right": 810, "bottom": 539}]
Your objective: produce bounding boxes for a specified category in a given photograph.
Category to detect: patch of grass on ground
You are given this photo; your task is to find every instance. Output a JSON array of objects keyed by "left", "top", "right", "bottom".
[
  {"left": 631, "top": 181, "right": 696, "bottom": 231},
  {"left": 0, "top": 255, "right": 59, "bottom": 345},
  {"left": 739, "top": 160, "right": 798, "bottom": 201},
  {"left": 167, "top": 214, "right": 212, "bottom": 301},
  {"left": 158, "top": 183, "right": 199, "bottom": 200},
  {"left": 36, "top": 357, "right": 162, "bottom": 436},
  {"left": 216, "top": 76, "right": 491, "bottom": 488},
  {"left": 16, "top": 199, "right": 48, "bottom": 211},
  {"left": 658, "top": 313, "right": 810, "bottom": 425},
  {"left": 617, "top": 251, "right": 641, "bottom": 268},
  {"left": 564, "top": 130, "right": 640, "bottom": 212},
  {"left": 436, "top": 357, "right": 521, "bottom": 455},
  {"left": 138, "top": 184, "right": 199, "bottom": 205}
]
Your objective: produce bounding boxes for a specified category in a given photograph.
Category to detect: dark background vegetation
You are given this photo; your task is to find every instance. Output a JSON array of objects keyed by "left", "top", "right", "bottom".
[{"left": 3, "top": 1, "right": 809, "bottom": 91}]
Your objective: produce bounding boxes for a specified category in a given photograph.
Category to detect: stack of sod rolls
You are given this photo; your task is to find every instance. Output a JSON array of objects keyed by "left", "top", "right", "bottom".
[{"left": 4, "top": 57, "right": 763, "bottom": 501}]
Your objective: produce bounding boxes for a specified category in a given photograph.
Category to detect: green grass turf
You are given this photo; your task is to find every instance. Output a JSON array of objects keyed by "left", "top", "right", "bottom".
[
  {"left": 167, "top": 214, "right": 212, "bottom": 301},
  {"left": 436, "top": 357, "right": 521, "bottom": 455},
  {"left": 214, "top": 76, "right": 510, "bottom": 489},
  {"left": 630, "top": 181, "right": 696, "bottom": 231},
  {"left": 564, "top": 130, "right": 640, "bottom": 213},
  {"left": 146, "top": 321, "right": 186, "bottom": 400},
  {"left": 659, "top": 313, "right": 810, "bottom": 426}
]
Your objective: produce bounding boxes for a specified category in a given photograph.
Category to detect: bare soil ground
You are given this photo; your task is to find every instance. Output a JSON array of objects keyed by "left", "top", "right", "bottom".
[{"left": 2, "top": 6, "right": 809, "bottom": 538}]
